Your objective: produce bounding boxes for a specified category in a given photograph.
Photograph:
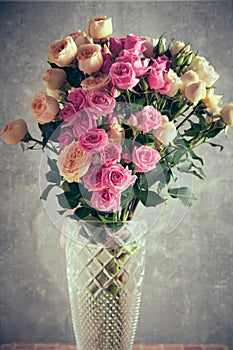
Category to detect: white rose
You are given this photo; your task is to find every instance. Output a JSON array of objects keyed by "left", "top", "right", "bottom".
[
  {"left": 220, "top": 103, "right": 233, "bottom": 126},
  {"left": 153, "top": 116, "right": 177, "bottom": 146},
  {"left": 202, "top": 88, "right": 222, "bottom": 108},
  {"left": 164, "top": 69, "right": 183, "bottom": 97},
  {"left": 185, "top": 82, "right": 206, "bottom": 103},
  {"left": 189, "top": 55, "right": 219, "bottom": 87}
]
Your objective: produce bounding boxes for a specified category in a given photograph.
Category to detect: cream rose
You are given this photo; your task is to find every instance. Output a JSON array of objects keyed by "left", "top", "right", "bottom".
[
  {"left": 1, "top": 119, "right": 28, "bottom": 146},
  {"left": 48, "top": 36, "right": 78, "bottom": 67},
  {"left": 87, "top": 16, "right": 113, "bottom": 40},
  {"left": 220, "top": 103, "right": 233, "bottom": 126},
  {"left": 202, "top": 88, "right": 222, "bottom": 108},
  {"left": 153, "top": 116, "right": 177, "bottom": 146},
  {"left": 69, "top": 30, "right": 91, "bottom": 49},
  {"left": 42, "top": 68, "right": 67, "bottom": 90},
  {"left": 81, "top": 74, "right": 110, "bottom": 92},
  {"left": 185, "top": 82, "right": 206, "bottom": 104},
  {"left": 78, "top": 44, "right": 103, "bottom": 75},
  {"left": 57, "top": 140, "right": 91, "bottom": 183},
  {"left": 180, "top": 70, "right": 200, "bottom": 92},
  {"left": 189, "top": 55, "right": 219, "bottom": 87},
  {"left": 30, "top": 92, "right": 59, "bottom": 124},
  {"left": 164, "top": 69, "right": 183, "bottom": 97},
  {"left": 171, "top": 41, "right": 190, "bottom": 56}
]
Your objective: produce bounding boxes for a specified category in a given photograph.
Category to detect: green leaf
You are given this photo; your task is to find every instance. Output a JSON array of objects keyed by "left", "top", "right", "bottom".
[
  {"left": 48, "top": 158, "right": 58, "bottom": 172},
  {"left": 57, "top": 192, "right": 80, "bottom": 209},
  {"left": 136, "top": 188, "right": 165, "bottom": 207},
  {"left": 46, "top": 170, "right": 62, "bottom": 184},
  {"left": 168, "top": 187, "right": 197, "bottom": 207},
  {"left": 73, "top": 207, "right": 93, "bottom": 220},
  {"left": 206, "top": 142, "right": 224, "bottom": 151},
  {"left": 40, "top": 184, "right": 55, "bottom": 200}
]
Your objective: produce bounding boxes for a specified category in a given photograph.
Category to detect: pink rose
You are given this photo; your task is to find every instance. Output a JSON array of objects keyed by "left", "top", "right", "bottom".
[
  {"left": 67, "top": 88, "right": 86, "bottom": 110},
  {"left": 78, "top": 128, "right": 108, "bottom": 153},
  {"left": 132, "top": 145, "right": 161, "bottom": 173},
  {"left": 91, "top": 188, "right": 121, "bottom": 212},
  {"left": 59, "top": 102, "right": 78, "bottom": 121},
  {"left": 124, "top": 34, "right": 146, "bottom": 54},
  {"left": 83, "top": 165, "right": 105, "bottom": 191},
  {"left": 109, "top": 62, "right": 139, "bottom": 90},
  {"left": 101, "top": 51, "right": 113, "bottom": 74},
  {"left": 109, "top": 37, "right": 125, "bottom": 55},
  {"left": 100, "top": 144, "right": 121, "bottom": 166},
  {"left": 134, "top": 106, "right": 162, "bottom": 133},
  {"left": 57, "top": 140, "right": 91, "bottom": 183},
  {"left": 30, "top": 92, "right": 59, "bottom": 125},
  {"left": 102, "top": 164, "right": 137, "bottom": 193},
  {"left": 147, "top": 55, "right": 171, "bottom": 93},
  {"left": 85, "top": 91, "right": 116, "bottom": 117},
  {"left": 62, "top": 110, "right": 97, "bottom": 138},
  {"left": 116, "top": 50, "right": 150, "bottom": 77}
]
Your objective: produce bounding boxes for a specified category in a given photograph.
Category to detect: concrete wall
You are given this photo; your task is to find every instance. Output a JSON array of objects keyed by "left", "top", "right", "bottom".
[{"left": 0, "top": 1, "right": 233, "bottom": 348}]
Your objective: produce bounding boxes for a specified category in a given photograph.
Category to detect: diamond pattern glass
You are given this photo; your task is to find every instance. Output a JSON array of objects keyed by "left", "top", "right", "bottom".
[{"left": 65, "top": 220, "right": 147, "bottom": 350}]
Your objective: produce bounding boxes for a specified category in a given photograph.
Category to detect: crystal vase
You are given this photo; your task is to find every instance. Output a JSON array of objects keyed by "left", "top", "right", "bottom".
[{"left": 64, "top": 219, "right": 147, "bottom": 350}]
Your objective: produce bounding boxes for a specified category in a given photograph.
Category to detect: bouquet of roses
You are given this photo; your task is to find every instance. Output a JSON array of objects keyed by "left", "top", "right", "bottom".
[{"left": 1, "top": 15, "right": 233, "bottom": 231}]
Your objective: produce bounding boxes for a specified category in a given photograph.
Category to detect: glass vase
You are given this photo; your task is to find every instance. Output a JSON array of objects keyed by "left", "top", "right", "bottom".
[{"left": 64, "top": 219, "right": 147, "bottom": 350}]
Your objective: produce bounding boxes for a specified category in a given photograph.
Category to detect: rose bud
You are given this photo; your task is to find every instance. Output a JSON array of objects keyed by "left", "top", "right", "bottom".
[
  {"left": 107, "top": 124, "right": 125, "bottom": 145},
  {"left": 171, "top": 41, "right": 190, "bottom": 56},
  {"left": 143, "top": 37, "right": 163, "bottom": 58},
  {"left": 48, "top": 36, "right": 78, "bottom": 67},
  {"left": 220, "top": 103, "right": 233, "bottom": 126},
  {"left": 87, "top": 16, "right": 113, "bottom": 40},
  {"left": 69, "top": 30, "right": 91, "bottom": 49},
  {"left": 30, "top": 92, "right": 59, "bottom": 125},
  {"left": 42, "top": 68, "right": 67, "bottom": 90},
  {"left": 1, "top": 119, "right": 28, "bottom": 146},
  {"left": 81, "top": 74, "right": 110, "bottom": 92},
  {"left": 184, "top": 81, "right": 206, "bottom": 103},
  {"left": 77, "top": 44, "right": 103, "bottom": 75}
]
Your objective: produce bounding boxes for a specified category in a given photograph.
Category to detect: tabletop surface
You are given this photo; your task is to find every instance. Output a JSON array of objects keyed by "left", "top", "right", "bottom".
[{"left": 0, "top": 344, "right": 229, "bottom": 350}]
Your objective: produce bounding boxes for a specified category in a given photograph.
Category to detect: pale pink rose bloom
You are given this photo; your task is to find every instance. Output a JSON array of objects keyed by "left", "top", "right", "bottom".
[
  {"left": 64, "top": 110, "right": 97, "bottom": 138},
  {"left": 42, "top": 68, "right": 67, "bottom": 90},
  {"left": 1, "top": 119, "right": 28, "bottom": 146},
  {"left": 48, "top": 36, "right": 78, "bottom": 67},
  {"left": 153, "top": 116, "right": 177, "bottom": 146},
  {"left": 132, "top": 145, "right": 161, "bottom": 173},
  {"left": 124, "top": 34, "right": 147, "bottom": 54},
  {"left": 102, "top": 164, "right": 137, "bottom": 193},
  {"left": 164, "top": 69, "right": 183, "bottom": 97},
  {"left": 81, "top": 74, "right": 110, "bottom": 92},
  {"left": 58, "top": 129, "right": 74, "bottom": 149},
  {"left": 78, "top": 128, "right": 108, "bottom": 153},
  {"left": 57, "top": 140, "right": 91, "bottom": 183},
  {"left": 116, "top": 50, "right": 150, "bottom": 77},
  {"left": 109, "top": 37, "right": 125, "bottom": 55},
  {"left": 68, "top": 30, "right": 91, "bottom": 49},
  {"left": 135, "top": 106, "right": 162, "bottom": 133},
  {"left": 122, "top": 152, "right": 131, "bottom": 163},
  {"left": 85, "top": 91, "right": 116, "bottom": 117},
  {"left": 109, "top": 62, "right": 139, "bottom": 90},
  {"left": 91, "top": 188, "right": 121, "bottom": 212},
  {"left": 83, "top": 165, "right": 105, "bottom": 191},
  {"left": 30, "top": 92, "right": 59, "bottom": 125},
  {"left": 77, "top": 44, "right": 103, "bottom": 75},
  {"left": 67, "top": 88, "right": 87, "bottom": 110},
  {"left": 100, "top": 144, "right": 121, "bottom": 166},
  {"left": 59, "top": 102, "right": 79, "bottom": 120}
]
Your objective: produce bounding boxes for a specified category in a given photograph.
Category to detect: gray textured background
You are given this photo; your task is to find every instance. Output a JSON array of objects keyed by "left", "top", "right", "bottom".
[{"left": 0, "top": 1, "right": 233, "bottom": 348}]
